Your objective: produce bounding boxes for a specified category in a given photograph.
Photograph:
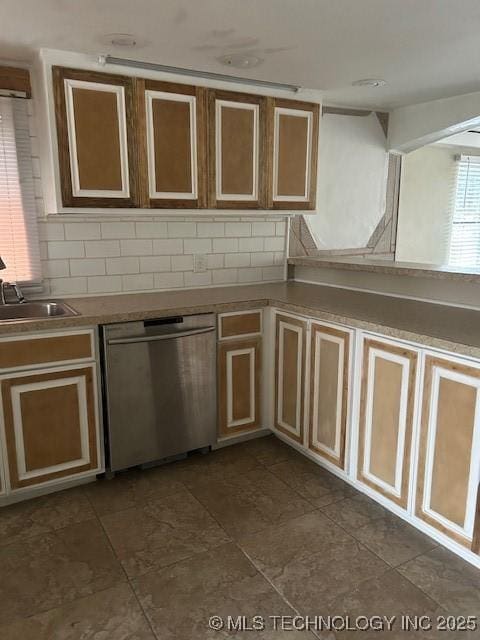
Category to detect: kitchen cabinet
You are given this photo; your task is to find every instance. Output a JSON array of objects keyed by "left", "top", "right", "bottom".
[
  {"left": 208, "top": 89, "right": 267, "bottom": 208},
  {"left": 218, "top": 337, "right": 261, "bottom": 437},
  {"left": 416, "top": 355, "right": 480, "bottom": 549},
  {"left": 137, "top": 78, "right": 207, "bottom": 208},
  {"left": 0, "top": 329, "right": 102, "bottom": 496},
  {"left": 217, "top": 310, "right": 262, "bottom": 438},
  {"left": 269, "top": 98, "right": 319, "bottom": 210},
  {"left": 357, "top": 338, "right": 418, "bottom": 509},
  {"left": 274, "top": 313, "right": 307, "bottom": 444},
  {"left": 308, "top": 322, "right": 351, "bottom": 469},
  {"left": 1, "top": 365, "right": 99, "bottom": 489},
  {"left": 53, "top": 66, "right": 138, "bottom": 207}
]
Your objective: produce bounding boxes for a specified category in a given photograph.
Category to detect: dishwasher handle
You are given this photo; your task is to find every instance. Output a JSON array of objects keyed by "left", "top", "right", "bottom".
[{"left": 107, "top": 326, "right": 215, "bottom": 345}]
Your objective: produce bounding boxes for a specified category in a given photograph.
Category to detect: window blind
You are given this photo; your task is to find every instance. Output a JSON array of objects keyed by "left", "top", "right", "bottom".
[
  {"left": 449, "top": 154, "right": 480, "bottom": 268},
  {"left": 0, "top": 96, "right": 41, "bottom": 284}
]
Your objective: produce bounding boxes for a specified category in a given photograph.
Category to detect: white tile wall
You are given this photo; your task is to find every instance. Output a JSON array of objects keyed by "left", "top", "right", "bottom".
[{"left": 28, "top": 101, "right": 289, "bottom": 298}]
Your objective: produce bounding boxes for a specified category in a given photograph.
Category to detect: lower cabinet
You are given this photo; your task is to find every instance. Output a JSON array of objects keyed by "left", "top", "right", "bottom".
[
  {"left": 308, "top": 322, "right": 351, "bottom": 469},
  {"left": 357, "top": 338, "right": 418, "bottom": 509},
  {"left": 218, "top": 337, "right": 261, "bottom": 437},
  {"left": 1, "top": 365, "right": 99, "bottom": 489},
  {"left": 415, "top": 355, "right": 480, "bottom": 550},
  {"left": 274, "top": 313, "right": 307, "bottom": 444}
]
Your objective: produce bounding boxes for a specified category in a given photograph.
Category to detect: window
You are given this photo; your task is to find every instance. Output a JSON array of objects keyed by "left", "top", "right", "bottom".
[
  {"left": 0, "top": 96, "right": 41, "bottom": 284},
  {"left": 449, "top": 155, "right": 480, "bottom": 268}
]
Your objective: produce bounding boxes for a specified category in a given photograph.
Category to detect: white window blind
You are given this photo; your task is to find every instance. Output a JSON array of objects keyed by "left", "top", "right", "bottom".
[
  {"left": 449, "top": 154, "right": 480, "bottom": 268},
  {"left": 0, "top": 96, "right": 41, "bottom": 284}
]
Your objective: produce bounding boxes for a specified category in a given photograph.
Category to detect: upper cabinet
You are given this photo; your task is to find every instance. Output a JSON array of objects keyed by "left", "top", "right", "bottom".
[
  {"left": 51, "top": 66, "right": 319, "bottom": 211},
  {"left": 53, "top": 67, "right": 138, "bottom": 207},
  {"left": 137, "top": 79, "right": 207, "bottom": 208},
  {"left": 207, "top": 90, "right": 266, "bottom": 208},
  {"left": 269, "top": 99, "right": 319, "bottom": 210}
]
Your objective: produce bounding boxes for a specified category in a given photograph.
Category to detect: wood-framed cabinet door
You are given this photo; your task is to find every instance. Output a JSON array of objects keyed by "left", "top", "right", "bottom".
[
  {"left": 309, "top": 322, "right": 351, "bottom": 469},
  {"left": 0, "top": 365, "right": 99, "bottom": 490},
  {"left": 53, "top": 66, "right": 137, "bottom": 207},
  {"left": 137, "top": 79, "right": 207, "bottom": 208},
  {"left": 274, "top": 313, "right": 307, "bottom": 444},
  {"left": 416, "top": 356, "right": 480, "bottom": 551},
  {"left": 218, "top": 337, "right": 261, "bottom": 437},
  {"left": 269, "top": 98, "right": 319, "bottom": 210},
  {"left": 208, "top": 90, "right": 266, "bottom": 208},
  {"left": 357, "top": 338, "right": 418, "bottom": 509}
]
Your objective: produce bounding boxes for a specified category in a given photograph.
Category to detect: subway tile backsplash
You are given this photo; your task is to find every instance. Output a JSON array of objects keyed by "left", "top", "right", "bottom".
[{"left": 38, "top": 216, "right": 287, "bottom": 297}]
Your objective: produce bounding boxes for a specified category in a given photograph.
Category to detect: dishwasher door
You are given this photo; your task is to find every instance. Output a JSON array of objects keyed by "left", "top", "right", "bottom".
[{"left": 103, "top": 314, "right": 216, "bottom": 471}]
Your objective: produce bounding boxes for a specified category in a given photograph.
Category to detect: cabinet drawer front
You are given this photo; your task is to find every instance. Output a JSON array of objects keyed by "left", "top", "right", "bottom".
[
  {"left": 1, "top": 366, "right": 99, "bottom": 489},
  {"left": 357, "top": 339, "right": 418, "bottom": 508},
  {"left": 218, "top": 337, "right": 261, "bottom": 436},
  {"left": 274, "top": 313, "right": 307, "bottom": 444},
  {"left": 0, "top": 332, "right": 93, "bottom": 371},
  {"left": 309, "top": 323, "right": 350, "bottom": 469},
  {"left": 417, "top": 356, "right": 480, "bottom": 547},
  {"left": 218, "top": 310, "right": 262, "bottom": 339}
]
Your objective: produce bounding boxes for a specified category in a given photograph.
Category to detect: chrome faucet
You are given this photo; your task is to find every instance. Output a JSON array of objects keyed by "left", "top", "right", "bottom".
[{"left": 0, "top": 257, "right": 25, "bottom": 305}]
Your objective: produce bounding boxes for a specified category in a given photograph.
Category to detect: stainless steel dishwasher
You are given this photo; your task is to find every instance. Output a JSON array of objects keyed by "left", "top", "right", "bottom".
[{"left": 102, "top": 313, "right": 216, "bottom": 472}]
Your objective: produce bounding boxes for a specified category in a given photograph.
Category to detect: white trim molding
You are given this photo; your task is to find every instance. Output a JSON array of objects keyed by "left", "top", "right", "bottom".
[
  {"left": 64, "top": 78, "right": 130, "bottom": 198},
  {"left": 145, "top": 89, "right": 197, "bottom": 200},
  {"left": 215, "top": 99, "right": 259, "bottom": 201},
  {"left": 272, "top": 106, "right": 312, "bottom": 202}
]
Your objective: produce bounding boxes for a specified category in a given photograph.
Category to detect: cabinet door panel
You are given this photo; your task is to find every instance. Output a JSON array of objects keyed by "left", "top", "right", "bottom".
[
  {"left": 1, "top": 366, "right": 99, "bottom": 489},
  {"left": 357, "top": 339, "right": 417, "bottom": 508},
  {"left": 218, "top": 337, "right": 261, "bottom": 436},
  {"left": 417, "top": 357, "right": 480, "bottom": 548},
  {"left": 53, "top": 67, "right": 136, "bottom": 207},
  {"left": 141, "top": 80, "right": 207, "bottom": 207},
  {"left": 271, "top": 99, "right": 319, "bottom": 210},
  {"left": 208, "top": 90, "right": 266, "bottom": 208},
  {"left": 309, "top": 323, "right": 350, "bottom": 468},
  {"left": 275, "top": 314, "right": 307, "bottom": 444}
]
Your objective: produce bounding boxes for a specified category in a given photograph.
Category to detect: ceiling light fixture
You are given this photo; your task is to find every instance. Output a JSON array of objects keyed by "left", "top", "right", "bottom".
[
  {"left": 218, "top": 54, "right": 263, "bottom": 69},
  {"left": 352, "top": 78, "right": 387, "bottom": 87},
  {"left": 102, "top": 55, "right": 301, "bottom": 93}
]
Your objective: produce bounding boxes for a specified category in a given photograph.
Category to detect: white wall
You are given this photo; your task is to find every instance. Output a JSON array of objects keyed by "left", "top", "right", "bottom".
[
  {"left": 396, "top": 145, "right": 456, "bottom": 264},
  {"left": 307, "top": 112, "right": 388, "bottom": 250}
]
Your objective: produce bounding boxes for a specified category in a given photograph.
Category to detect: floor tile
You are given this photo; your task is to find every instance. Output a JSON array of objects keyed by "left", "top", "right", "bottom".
[
  {"left": 0, "top": 519, "right": 124, "bottom": 624},
  {"left": 190, "top": 467, "right": 312, "bottom": 538},
  {"left": 170, "top": 444, "right": 260, "bottom": 488},
  {"left": 0, "top": 583, "right": 154, "bottom": 639},
  {"left": 83, "top": 465, "right": 186, "bottom": 516},
  {"left": 240, "top": 434, "right": 304, "bottom": 467},
  {"left": 352, "top": 513, "right": 437, "bottom": 567},
  {"left": 398, "top": 546, "right": 480, "bottom": 616},
  {"left": 101, "top": 488, "right": 230, "bottom": 578},
  {"left": 239, "top": 511, "right": 388, "bottom": 614},
  {"left": 320, "top": 493, "right": 389, "bottom": 530},
  {"left": 133, "top": 542, "right": 315, "bottom": 639},
  {"left": 268, "top": 456, "right": 356, "bottom": 507},
  {"left": 0, "top": 487, "right": 95, "bottom": 546},
  {"left": 317, "top": 569, "right": 440, "bottom": 639}
]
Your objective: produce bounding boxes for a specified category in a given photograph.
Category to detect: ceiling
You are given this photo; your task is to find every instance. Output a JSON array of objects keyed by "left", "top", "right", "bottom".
[{"left": 2, "top": 0, "right": 480, "bottom": 109}]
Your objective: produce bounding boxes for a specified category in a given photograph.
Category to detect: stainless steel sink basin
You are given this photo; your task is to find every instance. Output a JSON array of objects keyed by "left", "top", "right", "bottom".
[{"left": 0, "top": 301, "right": 79, "bottom": 322}]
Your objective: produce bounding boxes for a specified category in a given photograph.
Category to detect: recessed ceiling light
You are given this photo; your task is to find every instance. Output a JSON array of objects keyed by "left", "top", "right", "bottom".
[
  {"left": 100, "top": 33, "right": 141, "bottom": 48},
  {"left": 352, "top": 78, "right": 387, "bottom": 88},
  {"left": 218, "top": 53, "right": 263, "bottom": 69}
]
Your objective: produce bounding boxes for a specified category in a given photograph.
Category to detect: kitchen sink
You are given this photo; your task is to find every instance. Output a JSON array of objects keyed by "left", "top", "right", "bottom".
[{"left": 0, "top": 301, "right": 79, "bottom": 322}]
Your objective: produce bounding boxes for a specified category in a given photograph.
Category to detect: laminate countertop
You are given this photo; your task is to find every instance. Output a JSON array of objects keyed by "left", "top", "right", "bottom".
[{"left": 1, "top": 281, "right": 480, "bottom": 359}]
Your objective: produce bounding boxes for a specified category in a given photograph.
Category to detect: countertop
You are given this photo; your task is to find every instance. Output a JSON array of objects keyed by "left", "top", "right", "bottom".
[
  {"left": 288, "top": 256, "right": 480, "bottom": 283},
  {"left": 1, "top": 281, "right": 480, "bottom": 358}
]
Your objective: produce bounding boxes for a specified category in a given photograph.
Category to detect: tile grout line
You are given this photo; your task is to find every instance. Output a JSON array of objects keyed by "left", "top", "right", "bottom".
[{"left": 82, "top": 485, "right": 160, "bottom": 640}]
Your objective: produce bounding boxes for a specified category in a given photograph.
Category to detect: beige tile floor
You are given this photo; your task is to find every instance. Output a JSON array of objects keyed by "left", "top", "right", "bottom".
[{"left": 0, "top": 435, "right": 479, "bottom": 639}]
